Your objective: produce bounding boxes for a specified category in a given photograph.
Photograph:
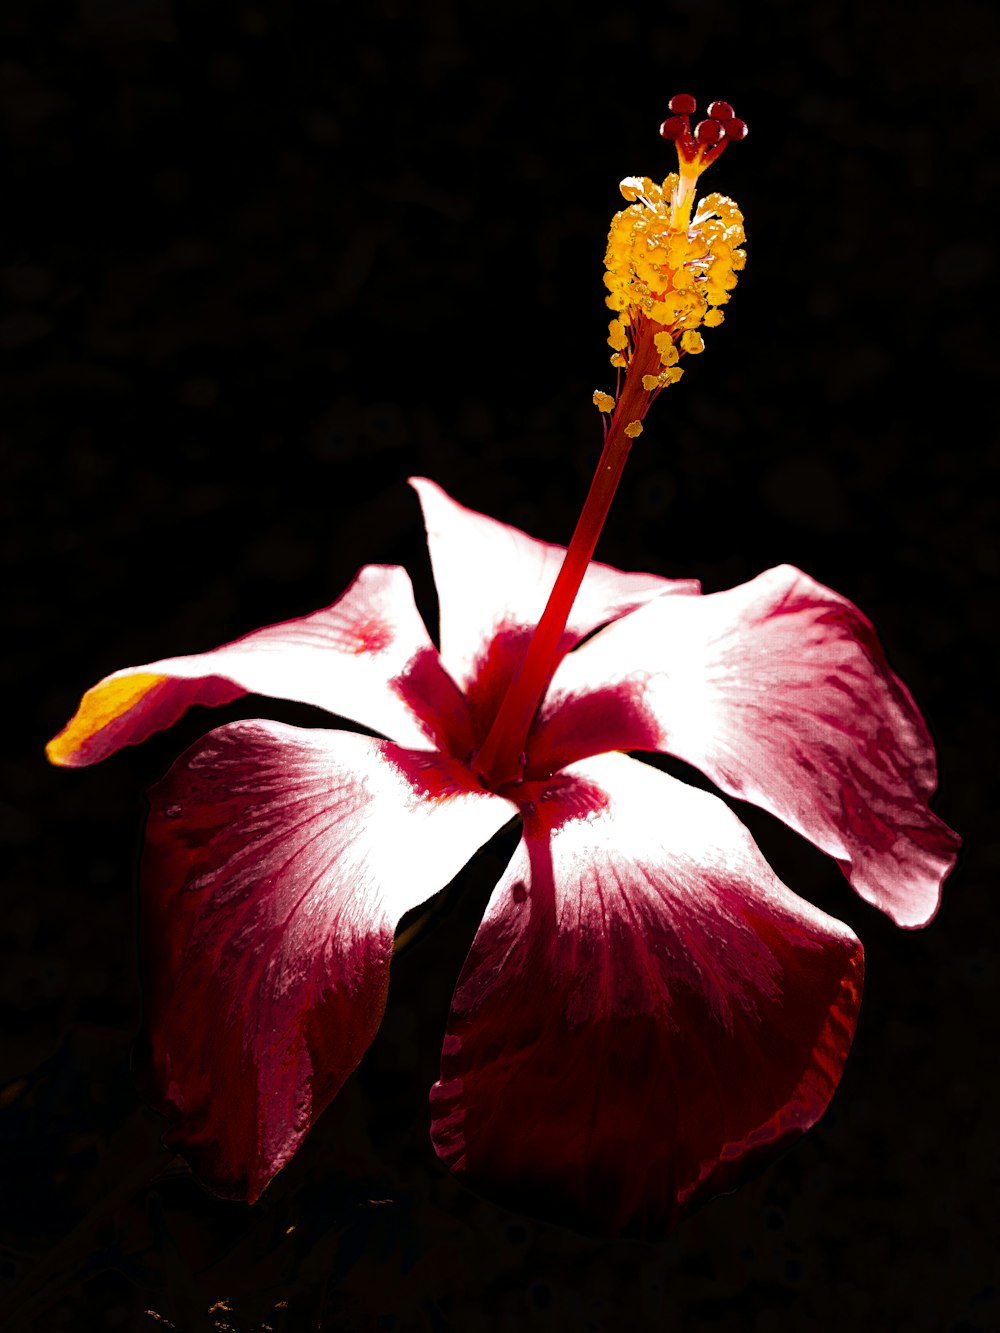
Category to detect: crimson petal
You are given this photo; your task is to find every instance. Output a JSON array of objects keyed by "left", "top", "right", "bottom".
[
  {"left": 430, "top": 753, "right": 863, "bottom": 1238},
  {"left": 410, "top": 477, "right": 699, "bottom": 694},
  {"left": 141, "top": 721, "right": 514, "bottom": 1201},
  {"left": 47, "top": 564, "right": 466, "bottom": 767},
  {"left": 537, "top": 565, "right": 959, "bottom": 927}
]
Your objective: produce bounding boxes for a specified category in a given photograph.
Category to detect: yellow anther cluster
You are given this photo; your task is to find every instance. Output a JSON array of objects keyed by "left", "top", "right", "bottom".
[
  {"left": 592, "top": 390, "right": 616, "bottom": 413},
  {"left": 603, "top": 177, "right": 745, "bottom": 367}
]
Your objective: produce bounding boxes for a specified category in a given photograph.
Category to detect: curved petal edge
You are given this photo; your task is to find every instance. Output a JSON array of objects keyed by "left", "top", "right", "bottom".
[
  {"left": 47, "top": 564, "right": 466, "bottom": 767},
  {"left": 430, "top": 753, "right": 863, "bottom": 1237},
  {"left": 540, "top": 564, "right": 959, "bottom": 928},
  {"left": 139, "top": 721, "right": 513, "bottom": 1201}
]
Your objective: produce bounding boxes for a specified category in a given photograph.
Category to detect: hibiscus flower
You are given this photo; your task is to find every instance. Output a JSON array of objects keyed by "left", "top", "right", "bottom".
[{"left": 46, "top": 97, "right": 959, "bottom": 1238}]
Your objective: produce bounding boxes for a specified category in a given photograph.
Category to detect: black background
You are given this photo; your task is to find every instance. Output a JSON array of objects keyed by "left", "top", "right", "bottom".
[{"left": 2, "top": 0, "right": 996, "bottom": 1329}]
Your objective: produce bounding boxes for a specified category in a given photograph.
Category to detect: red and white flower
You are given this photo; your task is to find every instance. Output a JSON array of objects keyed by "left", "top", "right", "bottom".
[{"left": 47, "top": 477, "right": 958, "bottom": 1237}]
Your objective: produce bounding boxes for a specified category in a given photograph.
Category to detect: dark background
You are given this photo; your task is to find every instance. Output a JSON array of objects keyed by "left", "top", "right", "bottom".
[{"left": 2, "top": 0, "right": 996, "bottom": 1329}]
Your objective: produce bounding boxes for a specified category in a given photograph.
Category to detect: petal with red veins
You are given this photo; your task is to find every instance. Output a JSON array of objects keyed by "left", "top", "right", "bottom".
[
  {"left": 537, "top": 565, "right": 959, "bottom": 927},
  {"left": 47, "top": 564, "right": 471, "bottom": 767},
  {"left": 430, "top": 753, "right": 863, "bottom": 1238},
  {"left": 409, "top": 477, "right": 699, "bottom": 694},
  {"left": 140, "top": 721, "right": 513, "bottom": 1202}
]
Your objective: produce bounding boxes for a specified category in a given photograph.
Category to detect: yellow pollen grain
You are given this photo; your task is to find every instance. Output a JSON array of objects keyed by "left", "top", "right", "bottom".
[
  {"left": 593, "top": 390, "right": 616, "bottom": 412},
  {"left": 654, "top": 331, "right": 680, "bottom": 365},
  {"left": 624, "top": 420, "right": 643, "bottom": 438},
  {"left": 641, "top": 374, "right": 660, "bottom": 391},
  {"left": 610, "top": 352, "right": 627, "bottom": 368},
  {"left": 680, "top": 330, "right": 705, "bottom": 355},
  {"left": 607, "top": 319, "right": 628, "bottom": 351}
]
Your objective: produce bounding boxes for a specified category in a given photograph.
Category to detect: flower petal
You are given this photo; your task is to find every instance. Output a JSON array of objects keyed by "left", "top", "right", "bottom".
[
  {"left": 47, "top": 564, "right": 471, "bottom": 767},
  {"left": 537, "top": 565, "right": 959, "bottom": 927},
  {"left": 140, "top": 721, "right": 514, "bottom": 1202},
  {"left": 410, "top": 477, "right": 698, "bottom": 693},
  {"left": 429, "top": 753, "right": 863, "bottom": 1238}
]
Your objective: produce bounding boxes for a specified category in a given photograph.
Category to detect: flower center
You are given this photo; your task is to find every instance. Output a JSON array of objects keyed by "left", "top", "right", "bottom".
[{"left": 471, "top": 97, "right": 746, "bottom": 792}]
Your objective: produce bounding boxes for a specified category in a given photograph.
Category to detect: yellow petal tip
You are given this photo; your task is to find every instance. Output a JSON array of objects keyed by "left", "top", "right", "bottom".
[{"left": 46, "top": 672, "right": 167, "bottom": 767}]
